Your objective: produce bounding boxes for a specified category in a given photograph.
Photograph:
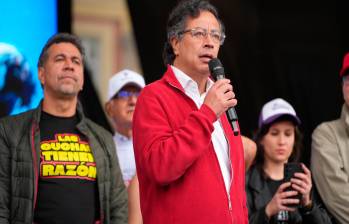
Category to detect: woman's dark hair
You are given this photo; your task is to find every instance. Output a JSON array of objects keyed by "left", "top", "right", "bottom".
[
  {"left": 253, "top": 115, "right": 303, "bottom": 176},
  {"left": 162, "top": 0, "right": 225, "bottom": 66}
]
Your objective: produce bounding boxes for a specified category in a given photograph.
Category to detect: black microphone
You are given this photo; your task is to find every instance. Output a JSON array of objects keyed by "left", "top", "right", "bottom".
[{"left": 208, "top": 58, "right": 239, "bottom": 136}]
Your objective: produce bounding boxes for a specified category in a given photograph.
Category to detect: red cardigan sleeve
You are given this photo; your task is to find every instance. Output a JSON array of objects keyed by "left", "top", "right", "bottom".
[{"left": 132, "top": 87, "right": 217, "bottom": 185}]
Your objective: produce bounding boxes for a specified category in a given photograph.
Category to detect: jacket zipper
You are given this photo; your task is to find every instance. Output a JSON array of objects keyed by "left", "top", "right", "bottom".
[
  {"left": 169, "top": 80, "right": 235, "bottom": 223},
  {"left": 221, "top": 123, "right": 234, "bottom": 223}
]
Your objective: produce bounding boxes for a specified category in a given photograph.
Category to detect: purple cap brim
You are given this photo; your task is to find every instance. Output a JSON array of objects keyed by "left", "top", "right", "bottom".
[{"left": 259, "top": 114, "right": 301, "bottom": 129}]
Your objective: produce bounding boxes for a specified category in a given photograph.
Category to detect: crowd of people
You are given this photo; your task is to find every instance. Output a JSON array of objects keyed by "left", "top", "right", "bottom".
[{"left": 0, "top": 0, "right": 348, "bottom": 223}]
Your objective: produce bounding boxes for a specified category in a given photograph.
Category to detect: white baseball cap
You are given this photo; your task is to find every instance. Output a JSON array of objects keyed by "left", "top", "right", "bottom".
[
  {"left": 258, "top": 98, "right": 301, "bottom": 128},
  {"left": 107, "top": 69, "right": 145, "bottom": 101}
]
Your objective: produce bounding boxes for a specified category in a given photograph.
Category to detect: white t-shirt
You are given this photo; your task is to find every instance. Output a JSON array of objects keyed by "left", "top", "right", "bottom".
[{"left": 113, "top": 132, "right": 136, "bottom": 184}]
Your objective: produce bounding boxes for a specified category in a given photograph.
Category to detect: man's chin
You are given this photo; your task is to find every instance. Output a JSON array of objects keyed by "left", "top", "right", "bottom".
[
  {"left": 58, "top": 84, "right": 80, "bottom": 94},
  {"left": 57, "top": 88, "right": 80, "bottom": 98},
  {"left": 198, "top": 67, "right": 210, "bottom": 77}
]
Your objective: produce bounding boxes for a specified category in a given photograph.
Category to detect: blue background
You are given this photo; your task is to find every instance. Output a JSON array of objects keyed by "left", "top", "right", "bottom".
[{"left": 0, "top": 0, "right": 57, "bottom": 115}]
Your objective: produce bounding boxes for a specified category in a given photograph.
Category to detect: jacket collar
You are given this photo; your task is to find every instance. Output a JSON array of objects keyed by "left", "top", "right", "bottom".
[
  {"left": 163, "top": 65, "right": 186, "bottom": 92},
  {"left": 247, "top": 165, "right": 274, "bottom": 207},
  {"left": 163, "top": 65, "right": 215, "bottom": 95},
  {"left": 32, "top": 99, "right": 86, "bottom": 125},
  {"left": 248, "top": 165, "right": 265, "bottom": 192},
  {"left": 340, "top": 103, "right": 349, "bottom": 135},
  {"left": 32, "top": 100, "right": 43, "bottom": 125}
]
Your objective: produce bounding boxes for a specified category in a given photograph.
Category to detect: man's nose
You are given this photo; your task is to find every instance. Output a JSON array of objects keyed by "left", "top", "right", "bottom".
[
  {"left": 203, "top": 34, "right": 214, "bottom": 48},
  {"left": 63, "top": 59, "right": 75, "bottom": 70},
  {"left": 128, "top": 94, "right": 138, "bottom": 104}
]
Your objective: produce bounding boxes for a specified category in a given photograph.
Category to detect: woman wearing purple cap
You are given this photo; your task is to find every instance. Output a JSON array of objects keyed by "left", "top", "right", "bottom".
[{"left": 246, "top": 98, "right": 332, "bottom": 224}]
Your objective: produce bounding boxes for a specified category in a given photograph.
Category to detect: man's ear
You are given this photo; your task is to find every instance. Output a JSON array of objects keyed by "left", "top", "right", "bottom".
[
  {"left": 105, "top": 101, "right": 112, "bottom": 117},
  {"left": 38, "top": 67, "right": 45, "bottom": 85},
  {"left": 170, "top": 37, "right": 180, "bottom": 56}
]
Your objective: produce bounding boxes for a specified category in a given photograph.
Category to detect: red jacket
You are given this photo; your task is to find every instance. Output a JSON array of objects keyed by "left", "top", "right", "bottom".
[{"left": 133, "top": 66, "right": 248, "bottom": 224}]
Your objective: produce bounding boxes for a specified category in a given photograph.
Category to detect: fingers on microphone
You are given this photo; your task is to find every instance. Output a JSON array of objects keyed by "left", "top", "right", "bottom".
[
  {"left": 226, "top": 98, "right": 237, "bottom": 108},
  {"left": 215, "top": 78, "right": 231, "bottom": 88},
  {"left": 225, "top": 90, "right": 235, "bottom": 100},
  {"left": 216, "top": 82, "right": 233, "bottom": 94}
]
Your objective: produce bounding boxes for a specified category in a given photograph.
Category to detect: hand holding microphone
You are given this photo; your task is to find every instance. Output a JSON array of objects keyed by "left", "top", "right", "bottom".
[
  {"left": 205, "top": 58, "right": 239, "bottom": 136},
  {"left": 203, "top": 79, "right": 236, "bottom": 117}
]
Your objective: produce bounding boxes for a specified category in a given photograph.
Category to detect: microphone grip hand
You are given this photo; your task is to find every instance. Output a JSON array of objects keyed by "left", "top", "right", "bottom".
[
  {"left": 203, "top": 79, "right": 237, "bottom": 119},
  {"left": 208, "top": 58, "right": 240, "bottom": 136}
]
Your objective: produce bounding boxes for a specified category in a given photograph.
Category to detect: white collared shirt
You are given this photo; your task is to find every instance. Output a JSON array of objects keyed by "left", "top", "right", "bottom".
[
  {"left": 171, "top": 65, "right": 231, "bottom": 193},
  {"left": 113, "top": 132, "right": 136, "bottom": 183}
]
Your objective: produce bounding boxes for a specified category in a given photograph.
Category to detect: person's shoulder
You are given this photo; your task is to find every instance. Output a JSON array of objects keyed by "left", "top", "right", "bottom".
[
  {"left": 141, "top": 79, "right": 166, "bottom": 94},
  {"left": 0, "top": 108, "right": 36, "bottom": 127},
  {"left": 84, "top": 118, "right": 112, "bottom": 137},
  {"left": 245, "top": 164, "right": 262, "bottom": 189},
  {"left": 311, "top": 118, "right": 346, "bottom": 150},
  {"left": 246, "top": 164, "right": 258, "bottom": 177},
  {"left": 136, "top": 79, "right": 170, "bottom": 104},
  {"left": 313, "top": 118, "right": 342, "bottom": 136},
  {"left": 0, "top": 109, "right": 37, "bottom": 142}
]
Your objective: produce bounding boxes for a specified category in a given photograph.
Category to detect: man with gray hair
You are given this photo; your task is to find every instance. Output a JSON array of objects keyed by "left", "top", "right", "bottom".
[
  {"left": 105, "top": 69, "right": 145, "bottom": 186},
  {"left": 132, "top": 0, "right": 248, "bottom": 223},
  {"left": 311, "top": 52, "right": 349, "bottom": 224}
]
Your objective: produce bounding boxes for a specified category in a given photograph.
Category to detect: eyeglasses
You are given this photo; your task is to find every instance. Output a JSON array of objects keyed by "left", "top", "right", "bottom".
[
  {"left": 178, "top": 27, "right": 226, "bottom": 45},
  {"left": 113, "top": 90, "right": 140, "bottom": 100}
]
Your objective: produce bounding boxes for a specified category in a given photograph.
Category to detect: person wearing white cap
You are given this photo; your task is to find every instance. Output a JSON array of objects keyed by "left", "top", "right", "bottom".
[
  {"left": 105, "top": 69, "right": 145, "bottom": 186},
  {"left": 246, "top": 98, "right": 332, "bottom": 224},
  {"left": 311, "top": 52, "right": 349, "bottom": 224}
]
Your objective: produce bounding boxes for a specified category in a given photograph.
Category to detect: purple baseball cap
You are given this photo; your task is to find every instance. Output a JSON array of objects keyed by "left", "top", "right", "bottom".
[{"left": 258, "top": 98, "right": 301, "bottom": 129}]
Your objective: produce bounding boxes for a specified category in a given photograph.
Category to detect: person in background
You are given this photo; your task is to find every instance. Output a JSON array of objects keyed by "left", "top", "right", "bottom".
[
  {"left": 105, "top": 69, "right": 145, "bottom": 187},
  {"left": 127, "top": 175, "right": 142, "bottom": 224},
  {"left": 246, "top": 98, "right": 332, "bottom": 224},
  {"left": 242, "top": 135, "right": 257, "bottom": 170},
  {"left": 311, "top": 52, "right": 349, "bottom": 224},
  {"left": 132, "top": 0, "right": 248, "bottom": 223},
  {"left": 105, "top": 69, "right": 145, "bottom": 224},
  {"left": 0, "top": 33, "right": 128, "bottom": 224}
]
